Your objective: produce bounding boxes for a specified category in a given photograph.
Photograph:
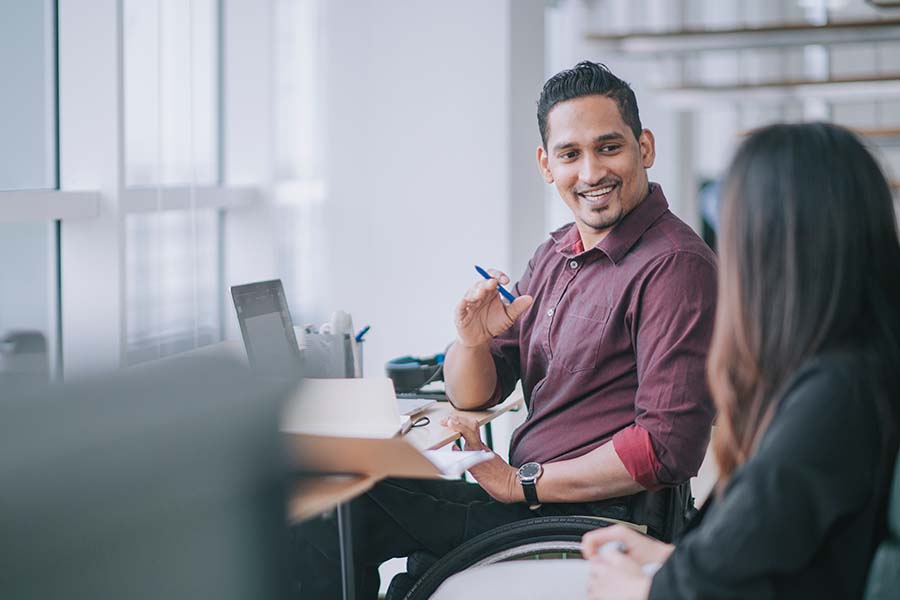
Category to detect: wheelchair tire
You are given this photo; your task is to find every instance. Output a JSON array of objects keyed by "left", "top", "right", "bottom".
[{"left": 402, "top": 515, "right": 611, "bottom": 600}]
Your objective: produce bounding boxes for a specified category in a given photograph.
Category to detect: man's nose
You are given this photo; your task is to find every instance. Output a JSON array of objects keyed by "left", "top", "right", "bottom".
[{"left": 580, "top": 154, "right": 606, "bottom": 186}]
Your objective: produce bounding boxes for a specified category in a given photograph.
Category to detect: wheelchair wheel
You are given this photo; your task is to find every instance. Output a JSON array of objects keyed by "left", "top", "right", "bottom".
[{"left": 402, "top": 515, "right": 611, "bottom": 600}]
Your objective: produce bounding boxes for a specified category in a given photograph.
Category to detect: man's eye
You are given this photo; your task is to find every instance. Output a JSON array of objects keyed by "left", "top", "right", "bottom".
[
  {"left": 559, "top": 151, "right": 578, "bottom": 160},
  {"left": 600, "top": 144, "right": 621, "bottom": 153}
]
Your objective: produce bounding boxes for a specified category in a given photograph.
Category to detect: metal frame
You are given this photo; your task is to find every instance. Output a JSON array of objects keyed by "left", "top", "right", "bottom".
[
  {"left": 121, "top": 184, "right": 259, "bottom": 213},
  {"left": 588, "top": 18, "right": 900, "bottom": 55},
  {"left": 660, "top": 74, "right": 900, "bottom": 108},
  {"left": 0, "top": 190, "right": 100, "bottom": 222}
]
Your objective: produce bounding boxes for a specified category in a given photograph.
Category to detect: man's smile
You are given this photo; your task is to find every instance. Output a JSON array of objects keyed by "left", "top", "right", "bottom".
[{"left": 577, "top": 183, "right": 618, "bottom": 208}]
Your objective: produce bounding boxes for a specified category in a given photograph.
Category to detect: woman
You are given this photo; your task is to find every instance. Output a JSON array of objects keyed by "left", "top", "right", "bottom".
[{"left": 583, "top": 122, "right": 900, "bottom": 599}]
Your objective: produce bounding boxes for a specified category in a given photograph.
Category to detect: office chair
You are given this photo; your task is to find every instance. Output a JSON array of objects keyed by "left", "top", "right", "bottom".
[{"left": 385, "top": 482, "right": 694, "bottom": 600}]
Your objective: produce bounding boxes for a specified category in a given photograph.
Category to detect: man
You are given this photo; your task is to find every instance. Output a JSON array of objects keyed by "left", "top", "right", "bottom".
[{"left": 292, "top": 61, "right": 717, "bottom": 600}]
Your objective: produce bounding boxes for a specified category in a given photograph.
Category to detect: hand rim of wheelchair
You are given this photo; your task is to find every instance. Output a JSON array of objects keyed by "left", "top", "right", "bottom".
[{"left": 470, "top": 539, "right": 584, "bottom": 566}]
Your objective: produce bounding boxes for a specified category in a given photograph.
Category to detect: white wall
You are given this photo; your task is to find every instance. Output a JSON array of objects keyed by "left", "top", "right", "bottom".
[{"left": 317, "top": 0, "right": 546, "bottom": 375}]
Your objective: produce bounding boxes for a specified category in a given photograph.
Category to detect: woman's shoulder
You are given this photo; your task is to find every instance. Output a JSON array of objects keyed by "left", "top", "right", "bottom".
[
  {"left": 778, "top": 349, "right": 872, "bottom": 410},
  {"left": 763, "top": 348, "right": 885, "bottom": 455}
]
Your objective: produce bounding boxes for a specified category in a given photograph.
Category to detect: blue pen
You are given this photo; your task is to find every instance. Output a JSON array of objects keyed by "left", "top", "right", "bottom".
[
  {"left": 475, "top": 265, "right": 516, "bottom": 303},
  {"left": 354, "top": 325, "right": 371, "bottom": 342}
]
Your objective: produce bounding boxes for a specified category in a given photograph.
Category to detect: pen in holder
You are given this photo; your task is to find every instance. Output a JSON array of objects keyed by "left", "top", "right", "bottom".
[{"left": 294, "top": 312, "right": 365, "bottom": 378}]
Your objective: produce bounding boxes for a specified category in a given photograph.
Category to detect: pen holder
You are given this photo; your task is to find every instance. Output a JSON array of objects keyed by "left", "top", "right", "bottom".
[{"left": 295, "top": 328, "right": 357, "bottom": 378}]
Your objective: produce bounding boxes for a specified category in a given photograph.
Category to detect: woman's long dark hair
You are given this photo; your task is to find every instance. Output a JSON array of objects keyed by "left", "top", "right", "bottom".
[{"left": 709, "top": 122, "right": 900, "bottom": 482}]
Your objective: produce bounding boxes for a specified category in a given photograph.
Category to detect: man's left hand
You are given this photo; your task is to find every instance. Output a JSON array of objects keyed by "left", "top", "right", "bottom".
[{"left": 443, "top": 414, "right": 522, "bottom": 504}]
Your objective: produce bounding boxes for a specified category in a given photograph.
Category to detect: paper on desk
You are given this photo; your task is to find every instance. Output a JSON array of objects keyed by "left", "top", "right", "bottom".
[
  {"left": 283, "top": 378, "right": 497, "bottom": 479},
  {"left": 422, "top": 450, "right": 494, "bottom": 478},
  {"left": 282, "top": 378, "right": 401, "bottom": 438}
]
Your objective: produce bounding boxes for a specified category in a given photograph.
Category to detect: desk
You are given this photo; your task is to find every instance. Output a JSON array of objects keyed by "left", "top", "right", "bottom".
[
  {"left": 401, "top": 393, "right": 523, "bottom": 451},
  {"left": 289, "top": 390, "right": 524, "bottom": 600},
  {"left": 289, "top": 474, "right": 380, "bottom": 522},
  {"left": 133, "top": 341, "right": 524, "bottom": 599},
  {"left": 129, "top": 340, "right": 524, "bottom": 519},
  {"left": 287, "top": 390, "right": 524, "bottom": 521}
]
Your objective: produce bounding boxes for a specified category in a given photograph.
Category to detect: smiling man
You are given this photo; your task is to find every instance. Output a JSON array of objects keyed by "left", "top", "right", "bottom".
[
  {"left": 442, "top": 61, "right": 717, "bottom": 512},
  {"left": 291, "top": 62, "right": 718, "bottom": 600},
  {"left": 541, "top": 94, "right": 654, "bottom": 246}
]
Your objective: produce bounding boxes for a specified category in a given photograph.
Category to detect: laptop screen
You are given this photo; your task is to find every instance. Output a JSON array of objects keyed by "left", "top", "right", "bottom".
[{"left": 231, "top": 280, "right": 302, "bottom": 378}]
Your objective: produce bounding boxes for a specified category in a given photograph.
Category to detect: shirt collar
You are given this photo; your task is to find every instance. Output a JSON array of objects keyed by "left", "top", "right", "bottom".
[{"left": 550, "top": 183, "right": 669, "bottom": 264}]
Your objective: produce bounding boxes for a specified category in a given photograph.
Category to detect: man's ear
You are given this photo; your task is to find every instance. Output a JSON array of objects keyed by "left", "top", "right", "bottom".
[
  {"left": 536, "top": 146, "right": 554, "bottom": 183},
  {"left": 639, "top": 129, "right": 656, "bottom": 169}
]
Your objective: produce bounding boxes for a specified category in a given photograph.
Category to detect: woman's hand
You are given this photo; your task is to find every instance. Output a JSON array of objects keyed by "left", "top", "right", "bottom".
[
  {"left": 582, "top": 525, "right": 674, "bottom": 600},
  {"left": 587, "top": 547, "right": 653, "bottom": 600},
  {"left": 581, "top": 524, "right": 674, "bottom": 565}
]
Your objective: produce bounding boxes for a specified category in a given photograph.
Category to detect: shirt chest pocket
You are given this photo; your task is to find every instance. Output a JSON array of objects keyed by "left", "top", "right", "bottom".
[{"left": 552, "top": 303, "right": 612, "bottom": 373}]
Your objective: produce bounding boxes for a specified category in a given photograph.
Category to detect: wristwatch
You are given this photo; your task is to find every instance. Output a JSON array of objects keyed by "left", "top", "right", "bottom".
[{"left": 517, "top": 461, "right": 543, "bottom": 509}]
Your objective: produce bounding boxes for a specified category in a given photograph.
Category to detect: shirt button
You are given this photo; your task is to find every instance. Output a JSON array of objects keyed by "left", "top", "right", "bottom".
[
  {"left": 569, "top": 260, "right": 579, "bottom": 269},
  {"left": 547, "top": 308, "right": 554, "bottom": 317}
]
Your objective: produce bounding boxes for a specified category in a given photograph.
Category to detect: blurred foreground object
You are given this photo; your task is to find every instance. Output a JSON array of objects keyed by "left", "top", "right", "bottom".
[
  {"left": 1, "top": 355, "right": 295, "bottom": 600},
  {"left": 0, "top": 330, "right": 49, "bottom": 390}
]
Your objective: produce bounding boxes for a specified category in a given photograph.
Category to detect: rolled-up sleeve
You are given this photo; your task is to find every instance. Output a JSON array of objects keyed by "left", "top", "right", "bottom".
[{"left": 613, "top": 251, "right": 717, "bottom": 489}]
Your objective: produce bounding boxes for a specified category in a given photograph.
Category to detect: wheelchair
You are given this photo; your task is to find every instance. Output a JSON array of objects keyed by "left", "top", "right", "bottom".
[{"left": 385, "top": 482, "right": 695, "bottom": 600}]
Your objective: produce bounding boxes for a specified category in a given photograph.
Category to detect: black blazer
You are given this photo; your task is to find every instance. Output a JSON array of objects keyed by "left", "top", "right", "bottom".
[{"left": 649, "top": 351, "right": 898, "bottom": 599}]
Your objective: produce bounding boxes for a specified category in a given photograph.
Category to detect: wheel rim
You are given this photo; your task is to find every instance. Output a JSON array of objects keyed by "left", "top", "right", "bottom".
[{"left": 470, "top": 540, "right": 584, "bottom": 567}]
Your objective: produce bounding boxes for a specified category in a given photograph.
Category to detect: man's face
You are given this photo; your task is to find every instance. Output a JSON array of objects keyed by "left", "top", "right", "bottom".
[{"left": 537, "top": 95, "right": 655, "bottom": 247}]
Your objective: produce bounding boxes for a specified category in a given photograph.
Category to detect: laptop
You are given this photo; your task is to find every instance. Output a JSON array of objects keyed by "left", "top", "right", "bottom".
[
  {"left": 231, "top": 279, "right": 302, "bottom": 378},
  {"left": 231, "top": 279, "right": 435, "bottom": 417}
]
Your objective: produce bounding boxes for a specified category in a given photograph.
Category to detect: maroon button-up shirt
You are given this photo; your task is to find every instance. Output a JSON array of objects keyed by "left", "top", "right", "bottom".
[{"left": 487, "top": 184, "right": 717, "bottom": 490}]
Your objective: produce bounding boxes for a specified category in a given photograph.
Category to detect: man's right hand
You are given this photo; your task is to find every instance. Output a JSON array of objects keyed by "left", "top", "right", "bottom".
[{"left": 454, "top": 268, "right": 533, "bottom": 348}]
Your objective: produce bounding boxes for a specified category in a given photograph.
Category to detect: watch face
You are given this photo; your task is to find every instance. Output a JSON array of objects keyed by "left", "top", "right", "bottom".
[{"left": 519, "top": 462, "right": 542, "bottom": 481}]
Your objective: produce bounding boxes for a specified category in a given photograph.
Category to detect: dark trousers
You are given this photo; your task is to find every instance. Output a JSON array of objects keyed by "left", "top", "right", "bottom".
[{"left": 289, "top": 478, "right": 634, "bottom": 600}]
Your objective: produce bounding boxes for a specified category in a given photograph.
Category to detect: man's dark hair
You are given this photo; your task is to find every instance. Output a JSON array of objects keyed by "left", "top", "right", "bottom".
[{"left": 537, "top": 61, "right": 642, "bottom": 147}]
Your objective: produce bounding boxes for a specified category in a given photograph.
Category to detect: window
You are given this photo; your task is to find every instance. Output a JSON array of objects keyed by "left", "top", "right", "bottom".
[
  {"left": 123, "top": 0, "right": 223, "bottom": 363},
  {"left": 124, "top": 0, "right": 219, "bottom": 186},
  {"left": 125, "top": 210, "right": 220, "bottom": 364},
  {"left": 274, "top": 0, "right": 322, "bottom": 182},
  {"left": 0, "top": 0, "right": 58, "bottom": 384},
  {"left": 0, "top": 0, "right": 56, "bottom": 191},
  {"left": 274, "top": 0, "right": 327, "bottom": 323}
]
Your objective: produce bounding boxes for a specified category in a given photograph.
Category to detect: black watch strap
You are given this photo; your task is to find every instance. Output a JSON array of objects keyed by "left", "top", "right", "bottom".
[{"left": 521, "top": 479, "right": 540, "bottom": 507}]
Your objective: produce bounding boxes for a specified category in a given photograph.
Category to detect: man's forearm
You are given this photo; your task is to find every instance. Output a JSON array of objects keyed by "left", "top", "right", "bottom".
[
  {"left": 444, "top": 341, "right": 499, "bottom": 410},
  {"left": 535, "top": 441, "right": 645, "bottom": 503}
]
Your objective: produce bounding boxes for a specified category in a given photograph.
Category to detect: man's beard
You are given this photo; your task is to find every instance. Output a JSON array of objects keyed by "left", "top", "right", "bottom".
[{"left": 582, "top": 206, "right": 623, "bottom": 232}]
